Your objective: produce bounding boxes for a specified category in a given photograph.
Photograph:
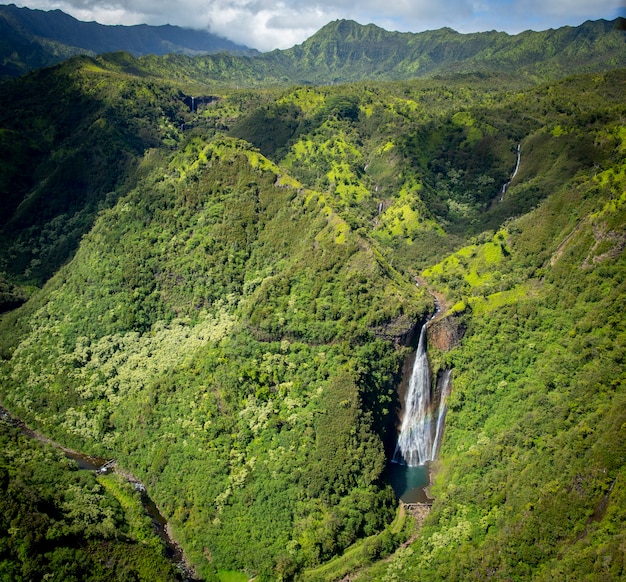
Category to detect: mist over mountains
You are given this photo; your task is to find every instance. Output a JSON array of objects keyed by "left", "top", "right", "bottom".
[{"left": 0, "top": 3, "right": 255, "bottom": 77}]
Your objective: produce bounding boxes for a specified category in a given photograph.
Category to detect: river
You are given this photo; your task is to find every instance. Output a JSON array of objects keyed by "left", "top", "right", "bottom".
[{"left": 0, "top": 404, "right": 194, "bottom": 579}]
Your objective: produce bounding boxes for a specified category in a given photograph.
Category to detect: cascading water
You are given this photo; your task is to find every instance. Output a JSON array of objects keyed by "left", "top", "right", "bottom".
[
  {"left": 431, "top": 369, "right": 452, "bottom": 459},
  {"left": 392, "top": 325, "right": 451, "bottom": 467},
  {"left": 500, "top": 143, "right": 521, "bottom": 198},
  {"left": 393, "top": 325, "right": 433, "bottom": 466}
]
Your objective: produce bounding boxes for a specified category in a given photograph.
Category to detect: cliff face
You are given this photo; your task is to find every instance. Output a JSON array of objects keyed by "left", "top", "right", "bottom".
[
  {"left": 371, "top": 314, "right": 422, "bottom": 346},
  {"left": 428, "top": 315, "right": 465, "bottom": 351}
]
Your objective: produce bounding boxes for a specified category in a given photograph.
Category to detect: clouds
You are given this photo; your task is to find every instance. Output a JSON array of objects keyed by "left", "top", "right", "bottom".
[{"left": 14, "top": 0, "right": 626, "bottom": 51}]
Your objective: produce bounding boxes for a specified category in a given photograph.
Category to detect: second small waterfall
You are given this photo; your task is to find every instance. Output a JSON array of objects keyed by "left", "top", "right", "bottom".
[
  {"left": 393, "top": 324, "right": 451, "bottom": 466},
  {"left": 431, "top": 369, "right": 452, "bottom": 459}
]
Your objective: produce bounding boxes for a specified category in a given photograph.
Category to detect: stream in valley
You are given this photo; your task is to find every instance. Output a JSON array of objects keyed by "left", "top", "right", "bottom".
[{"left": 0, "top": 404, "right": 192, "bottom": 578}]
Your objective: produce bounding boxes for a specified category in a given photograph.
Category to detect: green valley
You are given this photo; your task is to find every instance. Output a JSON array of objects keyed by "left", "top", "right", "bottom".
[{"left": 0, "top": 13, "right": 625, "bottom": 582}]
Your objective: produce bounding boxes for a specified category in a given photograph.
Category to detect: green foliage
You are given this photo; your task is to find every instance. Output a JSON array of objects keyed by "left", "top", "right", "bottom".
[
  {"left": 0, "top": 32, "right": 625, "bottom": 582},
  {"left": 0, "top": 57, "right": 191, "bottom": 286},
  {"left": 301, "top": 503, "right": 414, "bottom": 581},
  {"left": 0, "top": 422, "right": 179, "bottom": 581},
  {"left": 7, "top": 15, "right": 623, "bottom": 87}
]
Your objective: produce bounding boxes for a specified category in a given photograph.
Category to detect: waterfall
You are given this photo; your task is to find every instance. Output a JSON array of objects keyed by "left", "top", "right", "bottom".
[
  {"left": 393, "top": 325, "right": 433, "bottom": 466},
  {"left": 431, "top": 370, "right": 452, "bottom": 459},
  {"left": 393, "top": 326, "right": 452, "bottom": 466},
  {"left": 500, "top": 143, "right": 521, "bottom": 198},
  {"left": 511, "top": 143, "right": 521, "bottom": 181}
]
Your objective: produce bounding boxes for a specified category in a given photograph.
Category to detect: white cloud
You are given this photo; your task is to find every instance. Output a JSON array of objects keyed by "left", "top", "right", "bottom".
[{"left": 14, "top": 0, "right": 626, "bottom": 51}]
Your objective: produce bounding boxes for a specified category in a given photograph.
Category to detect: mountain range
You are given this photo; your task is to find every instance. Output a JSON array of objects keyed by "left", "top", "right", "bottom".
[
  {"left": 1, "top": 4, "right": 625, "bottom": 83},
  {"left": 0, "top": 6, "right": 625, "bottom": 582},
  {"left": 0, "top": 3, "right": 254, "bottom": 77}
]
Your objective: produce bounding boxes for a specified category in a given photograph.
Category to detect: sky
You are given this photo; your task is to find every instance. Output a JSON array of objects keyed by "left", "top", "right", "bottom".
[{"left": 13, "top": 0, "right": 626, "bottom": 51}]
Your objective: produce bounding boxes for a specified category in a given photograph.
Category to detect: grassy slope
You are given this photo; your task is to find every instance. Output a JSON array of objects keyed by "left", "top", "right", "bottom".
[{"left": 267, "top": 18, "right": 626, "bottom": 84}]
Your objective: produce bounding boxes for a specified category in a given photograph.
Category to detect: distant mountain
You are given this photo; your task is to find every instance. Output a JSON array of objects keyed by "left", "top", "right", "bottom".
[
  {"left": 263, "top": 17, "right": 626, "bottom": 83},
  {"left": 2, "top": 6, "right": 625, "bottom": 83},
  {"left": 118, "top": 16, "right": 626, "bottom": 87},
  {"left": 0, "top": 3, "right": 255, "bottom": 78}
]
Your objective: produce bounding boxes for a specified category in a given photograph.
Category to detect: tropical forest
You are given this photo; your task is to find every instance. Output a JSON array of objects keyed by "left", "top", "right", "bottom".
[{"left": 0, "top": 6, "right": 625, "bottom": 581}]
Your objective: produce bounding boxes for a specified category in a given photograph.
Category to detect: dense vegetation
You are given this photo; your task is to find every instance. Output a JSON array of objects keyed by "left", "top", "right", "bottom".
[
  {"left": 0, "top": 15, "right": 625, "bottom": 582},
  {"left": 0, "top": 421, "right": 181, "bottom": 580}
]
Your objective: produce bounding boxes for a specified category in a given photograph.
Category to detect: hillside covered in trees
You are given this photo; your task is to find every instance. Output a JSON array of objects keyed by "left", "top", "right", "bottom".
[{"left": 0, "top": 14, "right": 625, "bottom": 582}]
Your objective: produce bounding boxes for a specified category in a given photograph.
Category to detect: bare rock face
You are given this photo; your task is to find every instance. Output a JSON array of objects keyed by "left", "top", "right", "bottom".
[
  {"left": 428, "top": 315, "right": 464, "bottom": 351},
  {"left": 371, "top": 314, "right": 418, "bottom": 346}
]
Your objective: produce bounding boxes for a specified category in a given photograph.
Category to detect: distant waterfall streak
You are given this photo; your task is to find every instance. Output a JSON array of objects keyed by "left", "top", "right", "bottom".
[
  {"left": 511, "top": 143, "right": 521, "bottom": 180},
  {"left": 393, "top": 325, "right": 433, "bottom": 466},
  {"left": 500, "top": 143, "right": 521, "bottom": 197},
  {"left": 431, "top": 370, "right": 452, "bottom": 459}
]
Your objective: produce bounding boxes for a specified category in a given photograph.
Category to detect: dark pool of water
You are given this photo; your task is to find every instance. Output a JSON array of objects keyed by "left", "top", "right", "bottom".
[{"left": 387, "top": 461, "right": 432, "bottom": 503}]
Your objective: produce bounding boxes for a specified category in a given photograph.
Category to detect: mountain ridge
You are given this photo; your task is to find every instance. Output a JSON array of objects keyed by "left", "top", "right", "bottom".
[
  {"left": 265, "top": 16, "right": 626, "bottom": 83},
  {"left": 0, "top": 3, "right": 255, "bottom": 77},
  {"left": 1, "top": 5, "right": 625, "bottom": 83}
]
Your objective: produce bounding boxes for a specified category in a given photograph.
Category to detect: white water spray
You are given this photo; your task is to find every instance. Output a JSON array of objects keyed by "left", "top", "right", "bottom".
[
  {"left": 393, "top": 325, "right": 433, "bottom": 465},
  {"left": 431, "top": 369, "right": 452, "bottom": 459},
  {"left": 393, "top": 326, "right": 452, "bottom": 466},
  {"left": 500, "top": 143, "right": 521, "bottom": 198}
]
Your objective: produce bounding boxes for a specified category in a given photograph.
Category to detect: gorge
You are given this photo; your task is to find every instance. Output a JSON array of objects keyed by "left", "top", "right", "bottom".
[
  {"left": 0, "top": 404, "right": 193, "bottom": 579},
  {"left": 0, "top": 23, "right": 624, "bottom": 578},
  {"left": 389, "top": 320, "right": 453, "bottom": 503}
]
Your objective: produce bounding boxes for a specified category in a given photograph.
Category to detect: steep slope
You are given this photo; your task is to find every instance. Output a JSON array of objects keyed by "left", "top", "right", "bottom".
[
  {"left": 0, "top": 54, "right": 199, "bottom": 306},
  {"left": 0, "top": 135, "right": 430, "bottom": 579},
  {"left": 135, "top": 17, "right": 626, "bottom": 87},
  {"left": 266, "top": 18, "right": 626, "bottom": 82},
  {"left": 0, "top": 421, "right": 180, "bottom": 580},
  {"left": 227, "top": 70, "right": 626, "bottom": 269}
]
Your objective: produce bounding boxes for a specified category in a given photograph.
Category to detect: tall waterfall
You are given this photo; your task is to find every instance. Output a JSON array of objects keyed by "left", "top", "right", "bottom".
[
  {"left": 393, "top": 325, "right": 433, "bottom": 466},
  {"left": 393, "top": 325, "right": 451, "bottom": 466}
]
